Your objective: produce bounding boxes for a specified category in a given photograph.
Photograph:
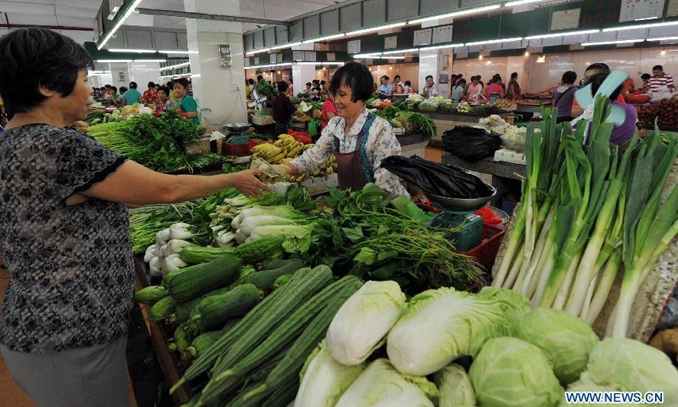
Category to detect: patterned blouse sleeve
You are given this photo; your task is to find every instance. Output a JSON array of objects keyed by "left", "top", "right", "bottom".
[
  {"left": 369, "top": 119, "right": 410, "bottom": 198},
  {"left": 54, "top": 129, "right": 126, "bottom": 200},
  {"left": 290, "top": 119, "right": 337, "bottom": 173}
]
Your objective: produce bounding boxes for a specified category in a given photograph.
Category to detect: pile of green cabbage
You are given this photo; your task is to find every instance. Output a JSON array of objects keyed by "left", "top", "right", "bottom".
[{"left": 293, "top": 283, "right": 678, "bottom": 407}]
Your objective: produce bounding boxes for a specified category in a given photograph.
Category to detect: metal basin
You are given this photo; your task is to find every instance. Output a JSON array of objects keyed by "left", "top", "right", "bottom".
[
  {"left": 224, "top": 123, "right": 251, "bottom": 133},
  {"left": 427, "top": 185, "right": 497, "bottom": 211}
]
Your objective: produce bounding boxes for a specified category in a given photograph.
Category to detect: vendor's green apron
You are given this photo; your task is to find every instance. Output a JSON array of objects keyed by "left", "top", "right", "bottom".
[{"left": 335, "top": 113, "right": 377, "bottom": 191}]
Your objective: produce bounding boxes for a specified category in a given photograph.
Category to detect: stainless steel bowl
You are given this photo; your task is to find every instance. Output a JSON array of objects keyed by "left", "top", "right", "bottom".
[
  {"left": 224, "top": 123, "right": 252, "bottom": 133},
  {"left": 427, "top": 185, "right": 497, "bottom": 211}
]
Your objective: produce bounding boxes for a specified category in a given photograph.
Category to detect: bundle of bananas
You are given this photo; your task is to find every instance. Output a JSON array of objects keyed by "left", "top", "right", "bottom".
[{"left": 250, "top": 134, "right": 337, "bottom": 182}]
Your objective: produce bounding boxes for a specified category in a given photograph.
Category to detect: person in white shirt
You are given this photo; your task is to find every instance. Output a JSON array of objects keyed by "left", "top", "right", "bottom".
[
  {"left": 403, "top": 80, "right": 414, "bottom": 94},
  {"left": 422, "top": 75, "right": 439, "bottom": 98}
]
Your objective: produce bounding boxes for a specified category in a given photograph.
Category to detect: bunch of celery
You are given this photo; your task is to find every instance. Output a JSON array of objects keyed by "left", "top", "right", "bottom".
[{"left": 492, "top": 97, "right": 678, "bottom": 337}]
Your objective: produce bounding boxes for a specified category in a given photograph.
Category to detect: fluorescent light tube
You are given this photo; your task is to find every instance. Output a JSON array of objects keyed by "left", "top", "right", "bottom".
[
  {"left": 505, "top": 0, "right": 547, "bottom": 7},
  {"left": 382, "top": 48, "right": 419, "bottom": 55},
  {"left": 648, "top": 36, "right": 678, "bottom": 41},
  {"left": 582, "top": 39, "right": 644, "bottom": 46},
  {"left": 602, "top": 20, "right": 678, "bottom": 32},
  {"left": 525, "top": 29, "right": 600, "bottom": 40},
  {"left": 305, "top": 33, "right": 346, "bottom": 43},
  {"left": 345, "top": 22, "right": 406, "bottom": 37},
  {"left": 408, "top": 4, "right": 500, "bottom": 25},
  {"left": 418, "top": 43, "right": 464, "bottom": 51},
  {"left": 160, "top": 62, "right": 191, "bottom": 70},
  {"left": 135, "top": 59, "right": 165, "bottom": 62},
  {"left": 159, "top": 50, "right": 197, "bottom": 54},
  {"left": 465, "top": 37, "right": 523, "bottom": 46},
  {"left": 97, "top": 0, "right": 144, "bottom": 50},
  {"left": 95, "top": 59, "right": 133, "bottom": 63},
  {"left": 108, "top": 48, "right": 156, "bottom": 53}
]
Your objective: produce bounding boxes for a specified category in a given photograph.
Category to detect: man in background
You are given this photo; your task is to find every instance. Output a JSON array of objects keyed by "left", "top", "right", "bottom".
[{"left": 648, "top": 65, "right": 674, "bottom": 94}]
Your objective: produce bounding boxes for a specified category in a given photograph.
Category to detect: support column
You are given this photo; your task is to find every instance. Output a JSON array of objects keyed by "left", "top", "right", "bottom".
[
  {"left": 109, "top": 62, "right": 132, "bottom": 89},
  {"left": 292, "top": 43, "right": 315, "bottom": 96},
  {"left": 184, "top": 0, "right": 248, "bottom": 127},
  {"left": 128, "top": 62, "right": 162, "bottom": 90},
  {"left": 417, "top": 20, "right": 454, "bottom": 98}
]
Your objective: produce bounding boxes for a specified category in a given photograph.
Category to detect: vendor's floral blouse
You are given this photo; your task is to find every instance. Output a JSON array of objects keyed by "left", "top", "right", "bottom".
[
  {"left": 291, "top": 109, "right": 409, "bottom": 197},
  {"left": 0, "top": 124, "right": 135, "bottom": 353}
]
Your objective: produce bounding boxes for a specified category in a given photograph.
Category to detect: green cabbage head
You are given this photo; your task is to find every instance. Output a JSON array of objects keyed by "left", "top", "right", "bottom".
[
  {"left": 435, "top": 364, "right": 476, "bottom": 407},
  {"left": 470, "top": 337, "right": 563, "bottom": 407},
  {"left": 513, "top": 308, "right": 599, "bottom": 385}
]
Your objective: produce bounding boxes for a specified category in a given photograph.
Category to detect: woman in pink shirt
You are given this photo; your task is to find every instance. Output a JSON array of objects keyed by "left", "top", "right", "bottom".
[{"left": 485, "top": 74, "right": 505, "bottom": 98}]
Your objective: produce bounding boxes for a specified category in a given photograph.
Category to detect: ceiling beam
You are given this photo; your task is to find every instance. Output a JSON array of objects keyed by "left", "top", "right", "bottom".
[{"left": 136, "top": 8, "right": 289, "bottom": 27}]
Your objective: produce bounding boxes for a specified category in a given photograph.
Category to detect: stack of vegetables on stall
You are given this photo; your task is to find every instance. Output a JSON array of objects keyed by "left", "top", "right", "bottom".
[{"left": 492, "top": 97, "right": 678, "bottom": 338}]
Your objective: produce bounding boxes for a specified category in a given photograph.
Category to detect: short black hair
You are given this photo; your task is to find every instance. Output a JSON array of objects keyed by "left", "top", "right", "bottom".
[
  {"left": 589, "top": 72, "right": 623, "bottom": 101},
  {"left": 562, "top": 71, "right": 577, "bottom": 84},
  {"left": 511, "top": 72, "right": 518, "bottom": 79},
  {"left": 119, "top": 86, "right": 127, "bottom": 94},
  {"left": 0, "top": 28, "right": 92, "bottom": 114},
  {"left": 110, "top": 86, "right": 118, "bottom": 93},
  {"left": 157, "top": 85, "right": 170, "bottom": 96},
  {"left": 457, "top": 79, "right": 466, "bottom": 87},
  {"left": 404, "top": 80, "right": 411, "bottom": 86},
  {"left": 381, "top": 75, "right": 390, "bottom": 81},
  {"left": 174, "top": 78, "right": 189, "bottom": 89},
  {"left": 425, "top": 75, "right": 433, "bottom": 80},
  {"left": 248, "top": 78, "right": 255, "bottom": 85},
  {"left": 394, "top": 75, "right": 401, "bottom": 80},
  {"left": 653, "top": 65, "right": 663, "bottom": 71},
  {"left": 306, "top": 82, "right": 312, "bottom": 86},
  {"left": 277, "top": 81, "right": 289, "bottom": 92},
  {"left": 312, "top": 79, "right": 319, "bottom": 85},
  {"left": 329, "top": 62, "right": 373, "bottom": 103},
  {"left": 165, "top": 81, "right": 173, "bottom": 87},
  {"left": 147, "top": 81, "right": 155, "bottom": 88},
  {"left": 289, "top": 79, "right": 293, "bottom": 83},
  {"left": 585, "top": 63, "right": 610, "bottom": 74},
  {"left": 129, "top": 81, "right": 138, "bottom": 89},
  {"left": 641, "top": 73, "right": 651, "bottom": 80},
  {"left": 320, "top": 80, "right": 326, "bottom": 85},
  {"left": 257, "top": 75, "right": 264, "bottom": 81},
  {"left": 105, "top": 84, "right": 111, "bottom": 88}
]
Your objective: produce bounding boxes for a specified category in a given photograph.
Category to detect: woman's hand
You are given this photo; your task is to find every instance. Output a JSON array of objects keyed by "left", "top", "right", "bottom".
[{"left": 229, "top": 169, "right": 272, "bottom": 197}]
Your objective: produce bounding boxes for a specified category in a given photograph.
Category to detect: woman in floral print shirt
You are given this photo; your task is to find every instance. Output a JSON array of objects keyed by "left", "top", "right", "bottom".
[{"left": 275, "top": 62, "right": 409, "bottom": 198}]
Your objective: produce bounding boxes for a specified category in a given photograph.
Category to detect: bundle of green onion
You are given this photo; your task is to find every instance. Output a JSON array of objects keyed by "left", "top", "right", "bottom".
[{"left": 492, "top": 97, "right": 678, "bottom": 338}]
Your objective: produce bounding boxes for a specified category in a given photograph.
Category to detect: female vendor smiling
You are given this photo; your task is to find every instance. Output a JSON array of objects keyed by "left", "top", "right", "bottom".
[{"left": 275, "top": 62, "right": 408, "bottom": 197}]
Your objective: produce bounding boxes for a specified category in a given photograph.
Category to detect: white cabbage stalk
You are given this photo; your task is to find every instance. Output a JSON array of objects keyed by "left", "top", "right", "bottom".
[
  {"left": 167, "top": 239, "right": 193, "bottom": 254},
  {"left": 239, "top": 215, "right": 297, "bottom": 237},
  {"left": 334, "top": 359, "right": 435, "bottom": 407},
  {"left": 169, "top": 223, "right": 193, "bottom": 240},
  {"left": 294, "top": 340, "right": 365, "bottom": 407},
  {"left": 327, "top": 281, "right": 406, "bottom": 365},
  {"left": 162, "top": 253, "right": 187, "bottom": 274},
  {"left": 155, "top": 228, "right": 170, "bottom": 246},
  {"left": 149, "top": 256, "right": 162, "bottom": 277},
  {"left": 387, "top": 287, "right": 529, "bottom": 376},
  {"left": 231, "top": 206, "right": 300, "bottom": 229},
  {"left": 435, "top": 364, "right": 476, "bottom": 407},
  {"left": 157, "top": 243, "right": 169, "bottom": 258},
  {"left": 216, "top": 230, "right": 236, "bottom": 247},
  {"left": 144, "top": 245, "right": 158, "bottom": 263}
]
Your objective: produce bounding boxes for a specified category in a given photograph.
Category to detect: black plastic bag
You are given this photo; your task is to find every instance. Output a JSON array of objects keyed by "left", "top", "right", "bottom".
[
  {"left": 381, "top": 155, "right": 493, "bottom": 198},
  {"left": 442, "top": 126, "right": 502, "bottom": 162}
]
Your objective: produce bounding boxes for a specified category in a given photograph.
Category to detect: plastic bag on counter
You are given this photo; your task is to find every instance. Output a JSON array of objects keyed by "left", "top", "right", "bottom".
[
  {"left": 442, "top": 126, "right": 502, "bottom": 161},
  {"left": 381, "top": 155, "right": 493, "bottom": 199}
]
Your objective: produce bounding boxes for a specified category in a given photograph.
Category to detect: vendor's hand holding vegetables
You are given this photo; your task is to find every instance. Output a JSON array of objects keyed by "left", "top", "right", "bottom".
[
  {"left": 0, "top": 28, "right": 268, "bottom": 407},
  {"left": 275, "top": 62, "right": 409, "bottom": 198}
]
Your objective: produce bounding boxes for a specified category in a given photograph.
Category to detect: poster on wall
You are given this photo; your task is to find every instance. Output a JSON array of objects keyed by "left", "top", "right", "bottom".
[
  {"left": 293, "top": 50, "right": 305, "bottom": 61},
  {"left": 327, "top": 53, "right": 336, "bottom": 61},
  {"left": 550, "top": 8, "right": 581, "bottom": 30},
  {"left": 619, "top": 0, "right": 666, "bottom": 22},
  {"left": 348, "top": 40, "right": 361, "bottom": 54},
  {"left": 304, "top": 51, "right": 317, "bottom": 62},
  {"left": 385, "top": 36, "right": 398, "bottom": 50},
  {"left": 413, "top": 28, "right": 432, "bottom": 46},
  {"left": 270, "top": 53, "right": 276, "bottom": 64},
  {"left": 432, "top": 25, "right": 453, "bottom": 44},
  {"left": 667, "top": 0, "right": 678, "bottom": 16}
]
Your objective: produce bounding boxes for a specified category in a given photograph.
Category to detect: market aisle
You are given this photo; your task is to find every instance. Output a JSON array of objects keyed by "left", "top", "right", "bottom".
[{"left": 0, "top": 267, "right": 138, "bottom": 407}]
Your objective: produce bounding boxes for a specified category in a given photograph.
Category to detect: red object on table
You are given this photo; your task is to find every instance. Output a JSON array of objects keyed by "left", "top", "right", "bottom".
[
  {"left": 223, "top": 139, "right": 260, "bottom": 156},
  {"left": 475, "top": 207, "right": 503, "bottom": 226},
  {"left": 460, "top": 225, "right": 505, "bottom": 272},
  {"left": 287, "top": 130, "right": 313, "bottom": 144}
]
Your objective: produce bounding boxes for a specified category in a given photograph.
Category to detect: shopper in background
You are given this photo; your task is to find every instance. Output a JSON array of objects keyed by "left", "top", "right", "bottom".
[
  {"left": 467, "top": 76, "right": 484, "bottom": 101},
  {"left": 311, "top": 79, "right": 321, "bottom": 100},
  {"left": 0, "top": 28, "right": 269, "bottom": 407},
  {"left": 506, "top": 72, "right": 521, "bottom": 100},
  {"left": 287, "top": 79, "right": 294, "bottom": 96},
  {"left": 588, "top": 72, "right": 637, "bottom": 146},
  {"left": 320, "top": 80, "right": 328, "bottom": 96},
  {"left": 154, "top": 86, "right": 170, "bottom": 113},
  {"left": 317, "top": 92, "right": 337, "bottom": 132},
  {"left": 141, "top": 81, "right": 158, "bottom": 105},
  {"left": 273, "top": 81, "right": 298, "bottom": 135},
  {"left": 649, "top": 65, "right": 675, "bottom": 94},
  {"left": 273, "top": 62, "right": 408, "bottom": 197},
  {"left": 552, "top": 71, "right": 578, "bottom": 123},
  {"left": 572, "top": 63, "right": 622, "bottom": 117},
  {"left": 622, "top": 76, "right": 635, "bottom": 95},
  {"left": 394, "top": 75, "right": 405, "bottom": 94},
  {"left": 422, "top": 75, "right": 439, "bottom": 98},
  {"left": 485, "top": 74, "right": 505, "bottom": 99},
  {"left": 378, "top": 75, "right": 393, "bottom": 99},
  {"left": 451, "top": 78, "right": 466, "bottom": 101},
  {"left": 121, "top": 81, "right": 141, "bottom": 107},
  {"left": 165, "top": 81, "right": 176, "bottom": 101},
  {"left": 173, "top": 78, "right": 199, "bottom": 125},
  {"left": 403, "top": 80, "right": 414, "bottom": 94},
  {"left": 246, "top": 78, "right": 255, "bottom": 99},
  {"left": 640, "top": 73, "right": 652, "bottom": 94},
  {"left": 304, "top": 82, "right": 312, "bottom": 93},
  {"left": 116, "top": 86, "right": 127, "bottom": 106},
  {"left": 104, "top": 85, "right": 119, "bottom": 107}
]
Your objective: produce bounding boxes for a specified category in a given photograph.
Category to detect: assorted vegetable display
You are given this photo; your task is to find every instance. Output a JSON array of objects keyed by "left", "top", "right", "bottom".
[{"left": 492, "top": 98, "right": 678, "bottom": 338}]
